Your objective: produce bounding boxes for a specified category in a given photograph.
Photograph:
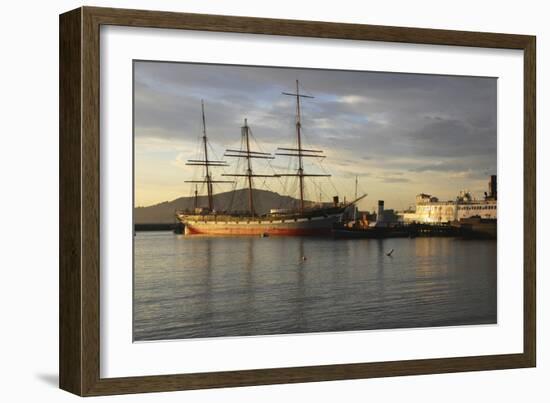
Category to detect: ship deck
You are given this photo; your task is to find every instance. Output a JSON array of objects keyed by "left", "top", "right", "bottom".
[{"left": 176, "top": 206, "right": 345, "bottom": 223}]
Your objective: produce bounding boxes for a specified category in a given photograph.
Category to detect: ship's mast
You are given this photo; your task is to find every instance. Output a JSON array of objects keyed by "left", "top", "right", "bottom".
[
  {"left": 201, "top": 101, "right": 213, "bottom": 210},
  {"left": 185, "top": 100, "right": 232, "bottom": 212},
  {"left": 193, "top": 185, "right": 198, "bottom": 210},
  {"left": 243, "top": 120, "right": 255, "bottom": 215},
  {"left": 223, "top": 119, "right": 276, "bottom": 216},
  {"left": 354, "top": 176, "right": 358, "bottom": 221},
  {"left": 278, "top": 80, "right": 330, "bottom": 213},
  {"left": 295, "top": 81, "right": 305, "bottom": 211}
]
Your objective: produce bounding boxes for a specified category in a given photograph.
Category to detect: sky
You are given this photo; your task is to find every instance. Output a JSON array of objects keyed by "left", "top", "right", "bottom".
[{"left": 134, "top": 61, "right": 497, "bottom": 211}]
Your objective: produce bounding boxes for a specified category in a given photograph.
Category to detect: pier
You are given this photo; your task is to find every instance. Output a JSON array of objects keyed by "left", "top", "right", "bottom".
[{"left": 135, "top": 220, "right": 495, "bottom": 239}]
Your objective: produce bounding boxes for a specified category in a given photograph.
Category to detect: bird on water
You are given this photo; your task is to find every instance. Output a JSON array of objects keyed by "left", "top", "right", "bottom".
[{"left": 386, "top": 249, "right": 394, "bottom": 257}]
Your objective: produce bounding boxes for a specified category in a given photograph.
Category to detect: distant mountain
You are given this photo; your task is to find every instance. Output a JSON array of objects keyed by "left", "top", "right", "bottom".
[{"left": 134, "top": 188, "right": 312, "bottom": 224}]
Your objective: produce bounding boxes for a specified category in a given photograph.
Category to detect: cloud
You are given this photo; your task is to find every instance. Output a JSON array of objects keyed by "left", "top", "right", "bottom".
[
  {"left": 376, "top": 175, "right": 411, "bottom": 184},
  {"left": 133, "top": 61, "right": 497, "bottom": 207}
]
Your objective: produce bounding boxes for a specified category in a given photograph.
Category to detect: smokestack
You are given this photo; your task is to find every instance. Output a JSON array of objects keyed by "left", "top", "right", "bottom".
[
  {"left": 333, "top": 196, "right": 339, "bottom": 207},
  {"left": 377, "top": 200, "right": 384, "bottom": 223},
  {"left": 489, "top": 175, "right": 497, "bottom": 200}
]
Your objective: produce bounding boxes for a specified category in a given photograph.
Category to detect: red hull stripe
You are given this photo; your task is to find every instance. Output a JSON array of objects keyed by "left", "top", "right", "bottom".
[{"left": 184, "top": 225, "right": 332, "bottom": 236}]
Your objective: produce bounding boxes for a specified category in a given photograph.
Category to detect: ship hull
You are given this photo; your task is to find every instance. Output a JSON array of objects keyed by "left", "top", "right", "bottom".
[{"left": 178, "top": 212, "right": 343, "bottom": 236}]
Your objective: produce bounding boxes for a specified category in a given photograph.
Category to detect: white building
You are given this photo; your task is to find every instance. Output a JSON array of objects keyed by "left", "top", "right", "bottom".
[{"left": 401, "top": 176, "right": 497, "bottom": 224}]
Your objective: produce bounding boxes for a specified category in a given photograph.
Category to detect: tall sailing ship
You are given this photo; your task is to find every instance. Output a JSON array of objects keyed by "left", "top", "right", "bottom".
[{"left": 176, "top": 81, "right": 364, "bottom": 236}]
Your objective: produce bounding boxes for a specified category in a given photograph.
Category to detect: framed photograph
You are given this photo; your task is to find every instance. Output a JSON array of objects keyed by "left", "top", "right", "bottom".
[{"left": 59, "top": 6, "right": 536, "bottom": 396}]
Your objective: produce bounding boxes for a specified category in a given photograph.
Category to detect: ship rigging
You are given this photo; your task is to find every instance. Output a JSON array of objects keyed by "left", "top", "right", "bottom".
[
  {"left": 184, "top": 100, "right": 233, "bottom": 211},
  {"left": 276, "top": 80, "right": 331, "bottom": 214},
  {"left": 222, "top": 118, "right": 278, "bottom": 217}
]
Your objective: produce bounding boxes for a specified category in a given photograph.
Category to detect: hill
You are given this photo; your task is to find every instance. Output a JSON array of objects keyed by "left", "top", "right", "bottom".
[{"left": 134, "top": 188, "right": 310, "bottom": 224}]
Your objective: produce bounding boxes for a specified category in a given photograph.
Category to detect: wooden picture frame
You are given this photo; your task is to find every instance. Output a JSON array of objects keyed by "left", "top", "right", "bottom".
[{"left": 59, "top": 6, "right": 536, "bottom": 396}]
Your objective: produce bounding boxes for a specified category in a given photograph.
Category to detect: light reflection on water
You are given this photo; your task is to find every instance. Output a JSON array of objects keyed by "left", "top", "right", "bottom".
[{"left": 133, "top": 232, "right": 496, "bottom": 341}]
